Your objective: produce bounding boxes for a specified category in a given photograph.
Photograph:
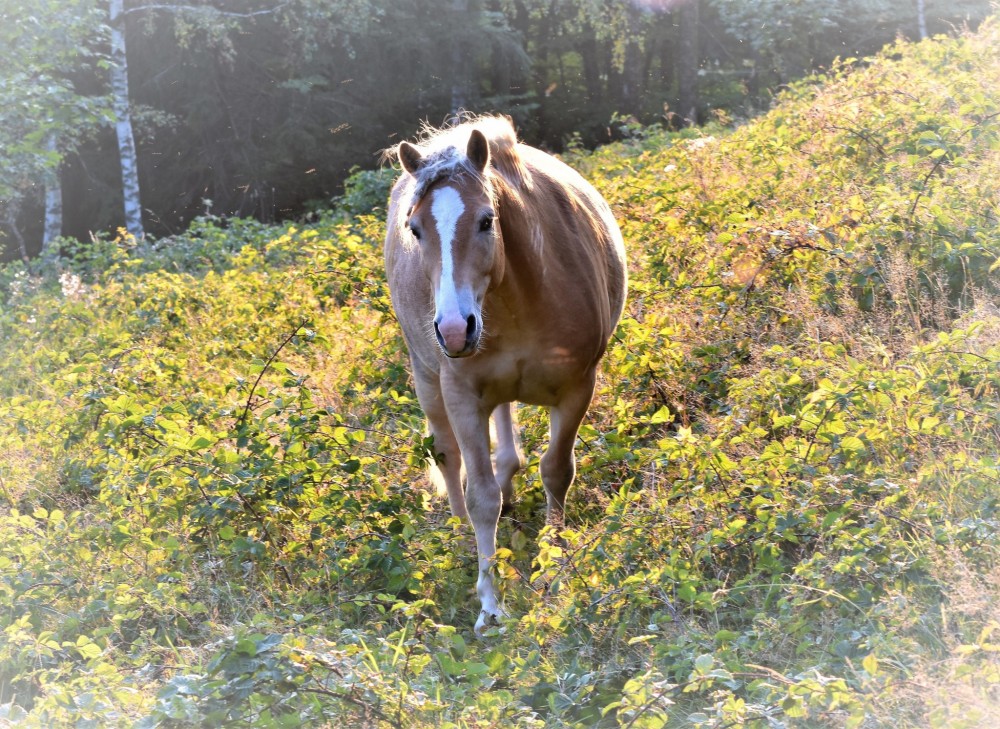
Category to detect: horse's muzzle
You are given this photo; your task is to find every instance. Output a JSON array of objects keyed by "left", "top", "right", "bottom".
[{"left": 435, "top": 313, "right": 480, "bottom": 357}]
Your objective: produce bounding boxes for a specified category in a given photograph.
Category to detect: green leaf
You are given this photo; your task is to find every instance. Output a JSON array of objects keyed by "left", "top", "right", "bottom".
[
  {"left": 677, "top": 582, "right": 697, "bottom": 602},
  {"left": 713, "top": 629, "right": 740, "bottom": 644},
  {"left": 840, "top": 435, "right": 865, "bottom": 452},
  {"left": 74, "top": 636, "right": 102, "bottom": 660},
  {"left": 650, "top": 406, "right": 673, "bottom": 424},
  {"left": 184, "top": 435, "right": 215, "bottom": 451},
  {"left": 693, "top": 654, "right": 714, "bottom": 674}
]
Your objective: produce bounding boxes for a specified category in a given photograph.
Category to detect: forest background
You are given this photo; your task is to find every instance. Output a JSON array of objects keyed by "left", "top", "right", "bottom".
[{"left": 0, "top": 0, "right": 994, "bottom": 261}]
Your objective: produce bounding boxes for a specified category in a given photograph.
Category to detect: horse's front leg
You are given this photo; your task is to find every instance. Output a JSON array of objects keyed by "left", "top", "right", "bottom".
[
  {"left": 411, "top": 357, "right": 467, "bottom": 519},
  {"left": 442, "top": 377, "right": 504, "bottom": 635}
]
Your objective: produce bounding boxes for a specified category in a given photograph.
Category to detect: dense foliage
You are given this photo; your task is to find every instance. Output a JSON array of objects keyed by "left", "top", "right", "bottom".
[
  {"left": 2, "top": 19, "right": 999, "bottom": 727},
  {"left": 1, "top": 0, "right": 993, "bottom": 257}
]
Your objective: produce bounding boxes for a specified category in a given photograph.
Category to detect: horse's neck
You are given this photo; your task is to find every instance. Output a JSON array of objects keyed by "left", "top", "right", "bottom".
[{"left": 495, "top": 186, "right": 545, "bottom": 297}]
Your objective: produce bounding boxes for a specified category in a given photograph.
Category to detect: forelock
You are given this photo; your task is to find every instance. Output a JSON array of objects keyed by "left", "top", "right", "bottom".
[
  {"left": 407, "top": 147, "right": 494, "bottom": 213},
  {"left": 391, "top": 116, "right": 517, "bottom": 241}
]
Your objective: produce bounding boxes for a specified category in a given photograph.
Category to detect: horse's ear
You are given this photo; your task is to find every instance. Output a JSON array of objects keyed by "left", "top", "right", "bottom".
[
  {"left": 467, "top": 129, "right": 490, "bottom": 173},
  {"left": 398, "top": 142, "right": 424, "bottom": 176}
]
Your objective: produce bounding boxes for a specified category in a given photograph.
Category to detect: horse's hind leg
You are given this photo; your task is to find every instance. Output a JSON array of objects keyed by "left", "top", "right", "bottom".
[
  {"left": 540, "top": 371, "right": 596, "bottom": 528},
  {"left": 492, "top": 403, "right": 523, "bottom": 512},
  {"left": 411, "top": 359, "right": 467, "bottom": 520}
]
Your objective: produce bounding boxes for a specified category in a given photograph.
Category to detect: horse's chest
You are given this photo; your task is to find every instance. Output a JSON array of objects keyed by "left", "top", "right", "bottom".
[{"left": 471, "top": 344, "right": 594, "bottom": 407}]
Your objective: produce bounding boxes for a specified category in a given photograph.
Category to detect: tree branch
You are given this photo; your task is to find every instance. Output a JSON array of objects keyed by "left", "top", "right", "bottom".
[
  {"left": 123, "top": 2, "right": 291, "bottom": 19},
  {"left": 238, "top": 320, "right": 307, "bottom": 430}
]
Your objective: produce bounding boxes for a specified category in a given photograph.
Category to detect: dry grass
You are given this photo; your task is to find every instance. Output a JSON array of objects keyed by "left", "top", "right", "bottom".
[{"left": 884, "top": 552, "right": 1000, "bottom": 728}]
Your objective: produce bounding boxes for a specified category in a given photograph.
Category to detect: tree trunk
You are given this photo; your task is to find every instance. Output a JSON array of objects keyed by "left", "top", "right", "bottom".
[
  {"left": 659, "top": 20, "right": 675, "bottom": 122},
  {"left": 42, "top": 135, "right": 63, "bottom": 260},
  {"left": 450, "top": 0, "right": 470, "bottom": 114},
  {"left": 620, "top": 34, "right": 643, "bottom": 116},
  {"left": 4, "top": 204, "right": 29, "bottom": 263},
  {"left": 579, "top": 25, "right": 602, "bottom": 105},
  {"left": 746, "top": 47, "right": 762, "bottom": 104},
  {"left": 531, "top": 0, "right": 556, "bottom": 142},
  {"left": 676, "top": 0, "right": 700, "bottom": 126},
  {"left": 916, "top": 0, "right": 928, "bottom": 40},
  {"left": 109, "top": 0, "right": 144, "bottom": 239}
]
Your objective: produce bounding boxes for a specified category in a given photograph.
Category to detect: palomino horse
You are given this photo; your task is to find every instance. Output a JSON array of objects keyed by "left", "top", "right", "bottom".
[{"left": 384, "top": 116, "right": 627, "bottom": 634}]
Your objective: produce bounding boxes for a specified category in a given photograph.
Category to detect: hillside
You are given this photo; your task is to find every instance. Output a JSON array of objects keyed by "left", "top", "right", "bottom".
[{"left": 1, "top": 19, "right": 999, "bottom": 728}]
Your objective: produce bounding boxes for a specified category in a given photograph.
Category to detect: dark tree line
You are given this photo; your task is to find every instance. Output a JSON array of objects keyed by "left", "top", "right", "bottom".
[{"left": 1, "top": 0, "right": 992, "bottom": 260}]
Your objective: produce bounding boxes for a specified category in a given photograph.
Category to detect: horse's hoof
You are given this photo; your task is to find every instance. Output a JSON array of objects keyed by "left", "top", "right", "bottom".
[{"left": 474, "top": 609, "right": 503, "bottom": 637}]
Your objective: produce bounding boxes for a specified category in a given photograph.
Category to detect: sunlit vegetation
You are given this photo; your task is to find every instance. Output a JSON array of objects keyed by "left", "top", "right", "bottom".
[{"left": 2, "top": 20, "right": 999, "bottom": 727}]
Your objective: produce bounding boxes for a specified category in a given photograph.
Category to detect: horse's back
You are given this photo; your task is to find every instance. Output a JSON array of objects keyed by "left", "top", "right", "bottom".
[{"left": 514, "top": 144, "right": 628, "bottom": 336}]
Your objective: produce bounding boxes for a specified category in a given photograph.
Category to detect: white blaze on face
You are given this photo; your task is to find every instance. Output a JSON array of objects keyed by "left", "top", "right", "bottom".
[{"left": 431, "top": 186, "right": 476, "bottom": 354}]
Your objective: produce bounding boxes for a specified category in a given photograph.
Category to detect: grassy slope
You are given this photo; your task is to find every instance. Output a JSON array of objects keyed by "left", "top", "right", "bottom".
[{"left": 1, "top": 20, "right": 999, "bottom": 729}]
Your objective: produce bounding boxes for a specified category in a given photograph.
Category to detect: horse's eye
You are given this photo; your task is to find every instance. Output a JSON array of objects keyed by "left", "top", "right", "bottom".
[
  {"left": 479, "top": 214, "right": 494, "bottom": 233},
  {"left": 410, "top": 224, "right": 422, "bottom": 241}
]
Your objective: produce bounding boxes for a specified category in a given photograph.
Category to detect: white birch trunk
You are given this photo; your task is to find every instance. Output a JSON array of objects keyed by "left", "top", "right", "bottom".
[
  {"left": 917, "top": 0, "right": 928, "bottom": 40},
  {"left": 42, "top": 135, "right": 63, "bottom": 259},
  {"left": 450, "top": 0, "right": 469, "bottom": 114},
  {"left": 109, "top": 0, "right": 144, "bottom": 239}
]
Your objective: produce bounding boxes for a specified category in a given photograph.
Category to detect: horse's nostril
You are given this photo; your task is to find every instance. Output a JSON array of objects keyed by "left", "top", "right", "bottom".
[{"left": 466, "top": 314, "right": 476, "bottom": 334}]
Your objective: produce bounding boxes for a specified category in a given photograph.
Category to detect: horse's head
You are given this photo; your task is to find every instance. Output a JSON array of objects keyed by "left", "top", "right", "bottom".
[{"left": 397, "top": 129, "right": 504, "bottom": 358}]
